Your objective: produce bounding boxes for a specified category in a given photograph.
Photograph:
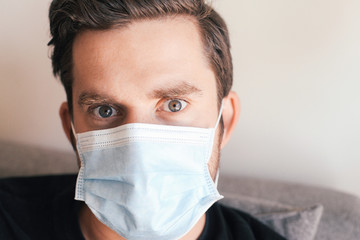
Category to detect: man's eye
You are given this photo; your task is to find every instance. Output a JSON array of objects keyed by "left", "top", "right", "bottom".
[
  {"left": 163, "top": 99, "right": 188, "bottom": 112},
  {"left": 93, "top": 105, "right": 117, "bottom": 118}
]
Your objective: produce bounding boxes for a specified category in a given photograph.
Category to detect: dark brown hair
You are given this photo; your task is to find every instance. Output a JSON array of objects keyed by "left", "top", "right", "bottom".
[{"left": 48, "top": 0, "right": 232, "bottom": 114}]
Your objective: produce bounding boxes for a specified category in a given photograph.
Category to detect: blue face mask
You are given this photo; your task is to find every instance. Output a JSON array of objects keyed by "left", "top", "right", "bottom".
[{"left": 72, "top": 108, "right": 223, "bottom": 240}]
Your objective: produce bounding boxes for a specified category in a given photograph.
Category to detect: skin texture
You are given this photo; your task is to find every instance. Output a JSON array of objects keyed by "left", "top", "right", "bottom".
[{"left": 59, "top": 16, "right": 240, "bottom": 240}]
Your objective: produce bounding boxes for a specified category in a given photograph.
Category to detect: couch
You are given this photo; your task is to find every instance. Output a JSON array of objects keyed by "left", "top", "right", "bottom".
[{"left": 1, "top": 140, "right": 359, "bottom": 240}]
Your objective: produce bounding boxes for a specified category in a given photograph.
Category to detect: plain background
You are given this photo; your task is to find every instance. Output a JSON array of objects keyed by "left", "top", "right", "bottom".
[{"left": 1, "top": 0, "right": 359, "bottom": 197}]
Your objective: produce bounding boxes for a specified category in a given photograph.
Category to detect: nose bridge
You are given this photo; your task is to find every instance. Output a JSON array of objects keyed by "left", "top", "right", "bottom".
[{"left": 122, "top": 107, "right": 158, "bottom": 125}]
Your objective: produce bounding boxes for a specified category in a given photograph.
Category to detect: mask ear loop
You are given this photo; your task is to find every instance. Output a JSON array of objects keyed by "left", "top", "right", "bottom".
[
  {"left": 213, "top": 100, "right": 224, "bottom": 187},
  {"left": 214, "top": 101, "right": 224, "bottom": 130},
  {"left": 70, "top": 122, "right": 77, "bottom": 142},
  {"left": 70, "top": 122, "right": 81, "bottom": 162},
  {"left": 214, "top": 170, "right": 220, "bottom": 188}
]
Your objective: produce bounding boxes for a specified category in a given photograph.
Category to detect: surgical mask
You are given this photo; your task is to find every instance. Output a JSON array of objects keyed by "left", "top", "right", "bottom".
[{"left": 72, "top": 107, "right": 224, "bottom": 240}]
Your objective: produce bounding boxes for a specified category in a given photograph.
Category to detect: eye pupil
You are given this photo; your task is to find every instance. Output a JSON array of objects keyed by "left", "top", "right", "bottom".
[
  {"left": 99, "top": 106, "right": 113, "bottom": 118},
  {"left": 168, "top": 100, "right": 182, "bottom": 112}
]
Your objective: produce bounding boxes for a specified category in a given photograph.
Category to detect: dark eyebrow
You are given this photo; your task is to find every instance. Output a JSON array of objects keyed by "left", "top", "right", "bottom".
[
  {"left": 149, "top": 82, "right": 202, "bottom": 99},
  {"left": 77, "top": 82, "right": 202, "bottom": 106},
  {"left": 78, "top": 92, "right": 112, "bottom": 106}
]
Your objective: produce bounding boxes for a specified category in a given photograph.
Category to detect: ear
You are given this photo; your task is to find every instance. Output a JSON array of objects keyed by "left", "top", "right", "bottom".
[
  {"left": 59, "top": 102, "right": 72, "bottom": 143},
  {"left": 220, "top": 91, "right": 241, "bottom": 148}
]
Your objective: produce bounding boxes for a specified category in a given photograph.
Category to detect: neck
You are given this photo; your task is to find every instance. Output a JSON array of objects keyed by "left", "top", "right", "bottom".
[{"left": 78, "top": 204, "right": 206, "bottom": 240}]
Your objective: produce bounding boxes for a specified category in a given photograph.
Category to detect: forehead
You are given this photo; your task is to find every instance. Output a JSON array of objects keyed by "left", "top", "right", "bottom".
[
  {"left": 73, "top": 16, "right": 208, "bottom": 69},
  {"left": 72, "top": 16, "right": 216, "bottom": 99}
]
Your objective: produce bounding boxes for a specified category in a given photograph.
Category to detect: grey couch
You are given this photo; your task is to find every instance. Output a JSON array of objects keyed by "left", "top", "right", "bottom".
[{"left": 1, "top": 140, "right": 359, "bottom": 240}]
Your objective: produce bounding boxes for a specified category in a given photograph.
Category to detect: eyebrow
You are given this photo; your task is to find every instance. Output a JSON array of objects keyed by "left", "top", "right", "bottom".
[
  {"left": 78, "top": 92, "right": 112, "bottom": 106},
  {"left": 149, "top": 81, "right": 202, "bottom": 99},
  {"left": 77, "top": 82, "right": 202, "bottom": 106}
]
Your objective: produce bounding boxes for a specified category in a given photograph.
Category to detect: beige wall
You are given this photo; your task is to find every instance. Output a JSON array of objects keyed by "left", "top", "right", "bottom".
[{"left": 1, "top": 0, "right": 359, "bottom": 197}]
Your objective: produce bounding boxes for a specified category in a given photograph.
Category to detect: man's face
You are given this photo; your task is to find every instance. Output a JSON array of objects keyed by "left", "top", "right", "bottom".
[{"left": 71, "top": 17, "right": 221, "bottom": 178}]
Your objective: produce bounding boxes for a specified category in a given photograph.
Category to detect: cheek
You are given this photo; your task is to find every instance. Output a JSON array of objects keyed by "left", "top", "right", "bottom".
[{"left": 191, "top": 98, "right": 220, "bottom": 128}]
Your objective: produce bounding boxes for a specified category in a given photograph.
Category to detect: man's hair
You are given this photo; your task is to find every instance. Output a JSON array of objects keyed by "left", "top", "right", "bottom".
[{"left": 48, "top": 0, "right": 232, "bottom": 114}]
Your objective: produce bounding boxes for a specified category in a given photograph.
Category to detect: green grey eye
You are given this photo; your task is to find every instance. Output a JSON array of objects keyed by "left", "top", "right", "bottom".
[
  {"left": 168, "top": 100, "right": 182, "bottom": 112},
  {"left": 97, "top": 105, "right": 115, "bottom": 118},
  {"left": 165, "top": 99, "right": 187, "bottom": 112}
]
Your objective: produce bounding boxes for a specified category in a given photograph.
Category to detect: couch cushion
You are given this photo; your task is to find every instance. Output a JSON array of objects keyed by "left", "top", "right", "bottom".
[
  {"left": 0, "top": 140, "right": 77, "bottom": 177},
  {"left": 220, "top": 193, "right": 323, "bottom": 240},
  {"left": 218, "top": 175, "right": 360, "bottom": 240}
]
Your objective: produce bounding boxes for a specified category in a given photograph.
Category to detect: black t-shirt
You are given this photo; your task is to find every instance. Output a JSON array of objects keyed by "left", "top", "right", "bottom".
[{"left": 0, "top": 175, "right": 286, "bottom": 240}]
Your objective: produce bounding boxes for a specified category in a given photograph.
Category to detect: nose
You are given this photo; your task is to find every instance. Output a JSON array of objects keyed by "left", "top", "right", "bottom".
[{"left": 121, "top": 107, "right": 159, "bottom": 126}]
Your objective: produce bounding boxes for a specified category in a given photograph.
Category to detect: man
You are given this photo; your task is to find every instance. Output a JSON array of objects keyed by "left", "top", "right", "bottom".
[{"left": 0, "top": 0, "right": 286, "bottom": 239}]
